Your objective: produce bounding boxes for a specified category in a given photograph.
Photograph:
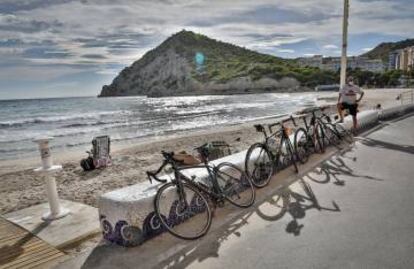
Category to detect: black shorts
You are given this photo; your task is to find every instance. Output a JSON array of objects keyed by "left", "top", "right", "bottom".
[{"left": 340, "top": 102, "right": 358, "bottom": 116}]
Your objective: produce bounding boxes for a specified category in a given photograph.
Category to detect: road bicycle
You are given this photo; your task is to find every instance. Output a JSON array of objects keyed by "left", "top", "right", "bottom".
[
  {"left": 147, "top": 145, "right": 255, "bottom": 240},
  {"left": 294, "top": 107, "right": 353, "bottom": 164},
  {"left": 293, "top": 109, "right": 327, "bottom": 164},
  {"left": 244, "top": 116, "right": 299, "bottom": 188}
]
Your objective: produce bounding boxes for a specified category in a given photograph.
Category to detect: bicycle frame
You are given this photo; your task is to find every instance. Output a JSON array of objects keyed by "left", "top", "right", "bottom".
[
  {"left": 174, "top": 162, "right": 224, "bottom": 201},
  {"left": 255, "top": 118, "right": 298, "bottom": 172}
]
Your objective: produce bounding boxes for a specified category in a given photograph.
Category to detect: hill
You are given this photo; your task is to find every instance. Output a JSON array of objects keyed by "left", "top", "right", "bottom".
[
  {"left": 362, "top": 38, "right": 414, "bottom": 62},
  {"left": 99, "top": 30, "right": 337, "bottom": 97}
]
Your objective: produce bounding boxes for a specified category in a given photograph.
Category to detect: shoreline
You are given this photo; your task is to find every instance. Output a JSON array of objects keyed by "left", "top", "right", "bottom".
[{"left": 0, "top": 88, "right": 408, "bottom": 215}]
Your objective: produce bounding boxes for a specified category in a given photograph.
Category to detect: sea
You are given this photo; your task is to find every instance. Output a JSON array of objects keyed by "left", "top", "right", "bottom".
[{"left": 0, "top": 93, "right": 324, "bottom": 161}]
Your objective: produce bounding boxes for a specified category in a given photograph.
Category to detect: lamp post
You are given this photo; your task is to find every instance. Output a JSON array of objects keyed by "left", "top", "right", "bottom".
[
  {"left": 33, "top": 137, "right": 70, "bottom": 221},
  {"left": 340, "top": 0, "right": 350, "bottom": 88}
]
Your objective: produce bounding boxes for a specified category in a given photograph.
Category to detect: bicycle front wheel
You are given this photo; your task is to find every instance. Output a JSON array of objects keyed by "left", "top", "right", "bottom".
[
  {"left": 245, "top": 143, "right": 274, "bottom": 188},
  {"left": 216, "top": 162, "right": 255, "bottom": 208},
  {"left": 154, "top": 182, "right": 212, "bottom": 240}
]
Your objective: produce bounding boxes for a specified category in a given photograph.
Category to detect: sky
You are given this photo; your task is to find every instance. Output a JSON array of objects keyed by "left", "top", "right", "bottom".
[{"left": 0, "top": 0, "right": 413, "bottom": 99}]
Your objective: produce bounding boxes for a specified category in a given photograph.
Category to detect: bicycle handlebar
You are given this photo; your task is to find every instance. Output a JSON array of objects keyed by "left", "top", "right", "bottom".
[{"left": 146, "top": 156, "right": 170, "bottom": 184}]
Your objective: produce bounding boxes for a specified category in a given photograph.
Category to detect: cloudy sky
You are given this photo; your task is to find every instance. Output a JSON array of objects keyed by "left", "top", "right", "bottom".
[{"left": 0, "top": 0, "right": 413, "bottom": 99}]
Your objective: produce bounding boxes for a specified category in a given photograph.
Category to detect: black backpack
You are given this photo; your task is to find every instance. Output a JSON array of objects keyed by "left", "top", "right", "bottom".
[{"left": 80, "top": 156, "right": 95, "bottom": 171}]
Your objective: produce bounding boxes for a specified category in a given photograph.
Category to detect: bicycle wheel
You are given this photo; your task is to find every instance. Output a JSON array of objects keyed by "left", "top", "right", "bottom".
[
  {"left": 280, "top": 140, "right": 298, "bottom": 172},
  {"left": 245, "top": 143, "right": 274, "bottom": 188},
  {"left": 334, "top": 124, "right": 354, "bottom": 144},
  {"left": 215, "top": 162, "right": 255, "bottom": 208},
  {"left": 294, "top": 128, "right": 310, "bottom": 164},
  {"left": 154, "top": 181, "right": 212, "bottom": 240},
  {"left": 314, "top": 123, "right": 326, "bottom": 153},
  {"left": 323, "top": 123, "right": 340, "bottom": 146}
]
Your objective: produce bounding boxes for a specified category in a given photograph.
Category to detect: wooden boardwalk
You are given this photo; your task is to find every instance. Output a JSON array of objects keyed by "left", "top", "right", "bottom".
[{"left": 0, "top": 217, "right": 65, "bottom": 269}]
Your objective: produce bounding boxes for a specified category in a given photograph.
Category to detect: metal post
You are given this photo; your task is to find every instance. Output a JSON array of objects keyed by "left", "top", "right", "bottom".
[
  {"left": 33, "top": 137, "right": 70, "bottom": 221},
  {"left": 340, "top": 0, "right": 350, "bottom": 88}
]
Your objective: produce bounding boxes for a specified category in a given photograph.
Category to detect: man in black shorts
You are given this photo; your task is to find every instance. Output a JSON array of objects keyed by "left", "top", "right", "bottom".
[{"left": 337, "top": 76, "right": 364, "bottom": 131}]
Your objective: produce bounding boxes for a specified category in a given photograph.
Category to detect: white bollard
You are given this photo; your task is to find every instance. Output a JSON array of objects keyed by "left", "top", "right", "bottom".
[{"left": 33, "top": 137, "right": 70, "bottom": 221}]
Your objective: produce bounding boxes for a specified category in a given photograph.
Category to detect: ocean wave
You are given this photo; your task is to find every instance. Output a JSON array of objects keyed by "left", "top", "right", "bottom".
[{"left": 0, "top": 110, "right": 133, "bottom": 128}]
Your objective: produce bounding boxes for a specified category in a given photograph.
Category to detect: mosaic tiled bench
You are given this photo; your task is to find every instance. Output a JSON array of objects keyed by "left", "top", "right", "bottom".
[
  {"left": 98, "top": 105, "right": 413, "bottom": 247},
  {"left": 98, "top": 150, "right": 249, "bottom": 246}
]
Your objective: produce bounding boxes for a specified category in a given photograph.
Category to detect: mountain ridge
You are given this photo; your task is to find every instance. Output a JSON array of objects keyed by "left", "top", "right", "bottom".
[
  {"left": 99, "top": 30, "right": 337, "bottom": 97},
  {"left": 361, "top": 38, "right": 414, "bottom": 62}
]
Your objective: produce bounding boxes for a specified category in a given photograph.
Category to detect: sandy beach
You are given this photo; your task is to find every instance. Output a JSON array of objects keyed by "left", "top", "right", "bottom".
[{"left": 0, "top": 88, "right": 409, "bottom": 215}]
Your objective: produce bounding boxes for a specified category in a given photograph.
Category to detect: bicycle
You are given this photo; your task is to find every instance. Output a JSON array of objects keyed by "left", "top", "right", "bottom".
[
  {"left": 147, "top": 145, "right": 255, "bottom": 240},
  {"left": 245, "top": 116, "right": 299, "bottom": 188},
  {"left": 316, "top": 107, "right": 354, "bottom": 145},
  {"left": 293, "top": 109, "right": 327, "bottom": 164}
]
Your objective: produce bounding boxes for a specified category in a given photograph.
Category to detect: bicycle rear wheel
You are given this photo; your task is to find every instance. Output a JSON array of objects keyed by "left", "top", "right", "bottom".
[
  {"left": 154, "top": 182, "right": 212, "bottom": 240},
  {"left": 334, "top": 124, "right": 354, "bottom": 143},
  {"left": 294, "top": 128, "right": 310, "bottom": 164},
  {"left": 216, "top": 162, "right": 255, "bottom": 208},
  {"left": 323, "top": 123, "right": 341, "bottom": 146},
  {"left": 245, "top": 143, "right": 274, "bottom": 188},
  {"left": 314, "top": 123, "right": 326, "bottom": 153}
]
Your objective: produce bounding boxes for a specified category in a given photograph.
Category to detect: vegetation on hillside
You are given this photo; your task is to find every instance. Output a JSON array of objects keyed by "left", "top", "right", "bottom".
[
  {"left": 362, "top": 38, "right": 414, "bottom": 62},
  {"left": 101, "top": 31, "right": 412, "bottom": 97},
  {"left": 158, "top": 30, "right": 338, "bottom": 87}
]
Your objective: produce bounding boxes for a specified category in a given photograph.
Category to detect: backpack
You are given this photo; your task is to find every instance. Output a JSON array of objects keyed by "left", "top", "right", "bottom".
[{"left": 80, "top": 156, "right": 95, "bottom": 171}]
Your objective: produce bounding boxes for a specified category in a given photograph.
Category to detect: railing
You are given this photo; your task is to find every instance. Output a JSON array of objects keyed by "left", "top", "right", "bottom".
[{"left": 398, "top": 89, "right": 414, "bottom": 105}]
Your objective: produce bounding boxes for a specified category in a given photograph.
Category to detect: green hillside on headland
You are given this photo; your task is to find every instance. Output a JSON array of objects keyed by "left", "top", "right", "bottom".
[
  {"left": 99, "top": 30, "right": 337, "bottom": 97},
  {"left": 99, "top": 31, "right": 412, "bottom": 97}
]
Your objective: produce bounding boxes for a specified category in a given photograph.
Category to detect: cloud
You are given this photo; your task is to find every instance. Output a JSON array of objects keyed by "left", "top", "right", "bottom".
[
  {"left": 0, "top": 0, "right": 413, "bottom": 98},
  {"left": 0, "top": 14, "right": 63, "bottom": 33},
  {"left": 361, "top": 47, "right": 373, "bottom": 52},
  {"left": 323, "top": 44, "right": 339, "bottom": 50},
  {"left": 277, "top": 48, "right": 295, "bottom": 53}
]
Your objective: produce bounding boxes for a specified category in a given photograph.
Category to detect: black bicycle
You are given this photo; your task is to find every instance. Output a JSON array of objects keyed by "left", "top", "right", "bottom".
[
  {"left": 313, "top": 107, "right": 354, "bottom": 145},
  {"left": 245, "top": 117, "right": 299, "bottom": 188},
  {"left": 147, "top": 145, "right": 255, "bottom": 240},
  {"left": 293, "top": 109, "right": 327, "bottom": 164}
]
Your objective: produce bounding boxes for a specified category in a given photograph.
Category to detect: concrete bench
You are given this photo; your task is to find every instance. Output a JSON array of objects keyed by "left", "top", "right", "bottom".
[
  {"left": 98, "top": 105, "right": 413, "bottom": 247},
  {"left": 98, "top": 150, "right": 248, "bottom": 246}
]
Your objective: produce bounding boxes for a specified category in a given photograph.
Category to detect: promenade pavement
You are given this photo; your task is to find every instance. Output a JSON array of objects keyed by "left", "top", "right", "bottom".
[
  {"left": 57, "top": 113, "right": 414, "bottom": 269},
  {"left": 162, "top": 113, "right": 414, "bottom": 269}
]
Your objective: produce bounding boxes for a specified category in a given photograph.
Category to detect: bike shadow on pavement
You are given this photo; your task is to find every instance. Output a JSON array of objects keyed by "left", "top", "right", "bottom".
[
  {"left": 304, "top": 149, "right": 384, "bottom": 186},
  {"left": 154, "top": 178, "right": 340, "bottom": 268}
]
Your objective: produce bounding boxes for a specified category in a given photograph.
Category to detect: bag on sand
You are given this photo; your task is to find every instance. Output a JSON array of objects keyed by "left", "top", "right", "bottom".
[
  {"left": 80, "top": 156, "right": 95, "bottom": 171},
  {"left": 80, "top": 135, "right": 112, "bottom": 171}
]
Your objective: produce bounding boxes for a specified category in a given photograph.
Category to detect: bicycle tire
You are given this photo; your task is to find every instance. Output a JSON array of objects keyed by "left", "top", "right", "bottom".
[
  {"left": 283, "top": 139, "right": 298, "bottom": 173},
  {"left": 215, "top": 162, "right": 255, "bottom": 208},
  {"left": 154, "top": 182, "right": 212, "bottom": 240},
  {"left": 315, "top": 122, "right": 326, "bottom": 153},
  {"left": 245, "top": 143, "right": 274, "bottom": 188},
  {"left": 323, "top": 123, "right": 341, "bottom": 146},
  {"left": 294, "top": 127, "right": 310, "bottom": 164},
  {"left": 334, "top": 124, "right": 354, "bottom": 144}
]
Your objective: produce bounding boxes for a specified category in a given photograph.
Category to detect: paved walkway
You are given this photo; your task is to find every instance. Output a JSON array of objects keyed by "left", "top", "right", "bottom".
[
  {"left": 177, "top": 113, "right": 414, "bottom": 269},
  {"left": 57, "top": 113, "right": 414, "bottom": 269}
]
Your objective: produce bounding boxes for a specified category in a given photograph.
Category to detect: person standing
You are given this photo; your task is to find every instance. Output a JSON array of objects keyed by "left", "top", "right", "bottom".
[{"left": 337, "top": 76, "right": 364, "bottom": 131}]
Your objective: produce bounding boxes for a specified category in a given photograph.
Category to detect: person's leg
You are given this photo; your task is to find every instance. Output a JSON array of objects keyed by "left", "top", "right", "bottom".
[
  {"left": 350, "top": 104, "right": 358, "bottom": 131},
  {"left": 352, "top": 115, "right": 357, "bottom": 130},
  {"left": 337, "top": 103, "right": 344, "bottom": 122}
]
